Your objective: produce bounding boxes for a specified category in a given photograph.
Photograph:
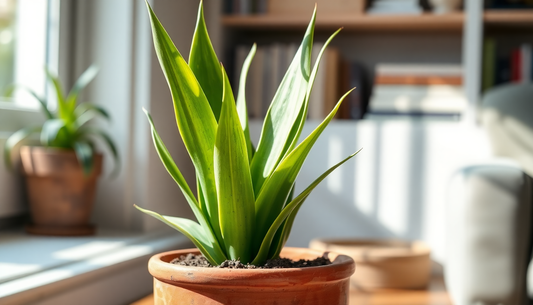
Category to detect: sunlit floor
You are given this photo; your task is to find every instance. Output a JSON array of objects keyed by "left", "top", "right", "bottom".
[{"left": 131, "top": 276, "right": 452, "bottom": 305}]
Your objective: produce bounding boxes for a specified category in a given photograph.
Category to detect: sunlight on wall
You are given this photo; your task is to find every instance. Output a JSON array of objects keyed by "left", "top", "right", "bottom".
[
  {"left": 376, "top": 121, "right": 412, "bottom": 236},
  {"left": 327, "top": 135, "right": 344, "bottom": 195},
  {"left": 354, "top": 123, "right": 377, "bottom": 216}
]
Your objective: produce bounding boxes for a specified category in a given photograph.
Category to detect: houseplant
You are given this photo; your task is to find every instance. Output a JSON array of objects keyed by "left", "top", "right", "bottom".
[
  {"left": 4, "top": 66, "right": 119, "bottom": 236},
  {"left": 136, "top": 1, "right": 359, "bottom": 303}
]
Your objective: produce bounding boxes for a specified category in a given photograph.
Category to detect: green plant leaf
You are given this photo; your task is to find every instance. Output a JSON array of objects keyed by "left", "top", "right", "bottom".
[
  {"left": 75, "top": 109, "right": 110, "bottom": 128},
  {"left": 267, "top": 185, "right": 296, "bottom": 258},
  {"left": 44, "top": 67, "right": 70, "bottom": 122},
  {"left": 282, "top": 28, "right": 342, "bottom": 158},
  {"left": 6, "top": 84, "right": 54, "bottom": 119},
  {"left": 236, "top": 44, "right": 257, "bottom": 163},
  {"left": 78, "top": 127, "right": 120, "bottom": 176},
  {"left": 143, "top": 109, "right": 219, "bottom": 243},
  {"left": 135, "top": 205, "right": 227, "bottom": 265},
  {"left": 66, "top": 65, "right": 99, "bottom": 113},
  {"left": 146, "top": 1, "right": 222, "bottom": 248},
  {"left": 3, "top": 126, "right": 41, "bottom": 170},
  {"left": 214, "top": 66, "right": 255, "bottom": 263},
  {"left": 253, "top": 88, "right": 354, "bottom": 254},
  {"left": 73, "top": 141, "right": 94, "bottom": 176},
  {"left": 267, "top": 205, "right": 301, "bottom": 259},
  {"left": 40, "top": 119, "right": 68, "bottom": 147},
  {"left": 189, "top": 1, "right": 223, "bottom": 121},
  {"left": 75, "top": 103, "right": 110, "bottom": 120},
  {"left": 2, "top": 83, "right": 14, "bottom": 98},
  {"left": 252, "top": 148, "right": 361, "bottom": 265},
  {"left": 249, "top": 9, "right": 316, "bottom": 196}
]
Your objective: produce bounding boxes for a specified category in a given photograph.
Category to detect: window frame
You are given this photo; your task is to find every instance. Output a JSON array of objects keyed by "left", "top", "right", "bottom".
[{"left": 0, "top": 0, "right": 71, "bottom": 220}]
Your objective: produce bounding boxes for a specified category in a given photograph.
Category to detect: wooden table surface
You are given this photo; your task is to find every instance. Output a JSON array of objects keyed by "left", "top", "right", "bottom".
[{"left": 131, "top": 276, "right": 452, "bottom": 305}]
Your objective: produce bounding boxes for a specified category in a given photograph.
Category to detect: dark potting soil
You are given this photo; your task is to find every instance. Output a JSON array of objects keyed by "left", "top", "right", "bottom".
[{"left": 170, "top": 253, "right": 331, "bottom": 269}]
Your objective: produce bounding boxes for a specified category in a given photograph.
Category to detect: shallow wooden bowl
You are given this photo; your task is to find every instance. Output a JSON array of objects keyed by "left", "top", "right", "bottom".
[{"left": 310, "top": 238, "right": 431, "bottom": 290}]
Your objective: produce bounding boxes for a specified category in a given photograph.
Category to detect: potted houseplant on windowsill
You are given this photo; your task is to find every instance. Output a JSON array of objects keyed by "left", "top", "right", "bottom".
[
  {"left": 3, "top": 67, "right": 119, "bottom": 236},
  {"left": 135, "top": 1, "right": 360, "bottom": 303}
]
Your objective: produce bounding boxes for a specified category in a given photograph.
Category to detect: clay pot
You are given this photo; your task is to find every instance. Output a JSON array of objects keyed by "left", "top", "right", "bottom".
[
  {"left": 310, "top": 239, "right": 431, "bottom": 290},
  {"left": 148, "top": 247, "right": 355, "bottom": 305},
  {"left": 20, "top": 146, "right": 103, "bottom": 236}
]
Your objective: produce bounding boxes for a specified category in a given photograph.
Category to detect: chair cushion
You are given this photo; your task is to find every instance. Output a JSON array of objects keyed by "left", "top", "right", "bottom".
[
  {"left": 481, "top": 83, "right": 533, "bottom": 178},
  {"left": 446, "top": 161, "right": 532, "bottom": 304}
]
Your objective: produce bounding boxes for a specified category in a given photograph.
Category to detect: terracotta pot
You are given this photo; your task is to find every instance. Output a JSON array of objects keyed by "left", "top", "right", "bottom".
[
  {"left": 148, "top": 247, "right": 355, "bottom": 305},
  {"left": 310, "top": 238, "right": 431, "bottom": 290},
  {"left": 20, "top": 146, "right": 103, "bottom": 236}
]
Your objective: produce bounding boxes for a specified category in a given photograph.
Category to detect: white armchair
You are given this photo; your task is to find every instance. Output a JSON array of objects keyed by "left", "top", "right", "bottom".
[{"left": 445, "top": 83, "right": 533, "bottom": 305}]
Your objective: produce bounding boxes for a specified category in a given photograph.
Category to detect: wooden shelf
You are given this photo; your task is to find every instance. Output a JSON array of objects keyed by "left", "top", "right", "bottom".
[
  {"left": 222, "top": 10, "right": 533, "bottom": 31},
  {"left": 222, "top": 13, "right": 464, "bottom": 32},
  {"left": 484, "top": 10, "right": 533, "bottom": 27}
]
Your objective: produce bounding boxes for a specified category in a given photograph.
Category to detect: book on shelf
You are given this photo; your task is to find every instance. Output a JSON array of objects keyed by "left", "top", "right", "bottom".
[
  {"left": 366, "top": 0, "right": 422, "bottom": 15},
  {"left": 368, "top": 63, "right": 466, "bottom": 116},
  {"left": 224, "top": 0, "right": 368, "bottom": 15},
  {"left": 324, "top": 48, "right": 341, "bottom": 118},
  {"left": 267, "top": 0, "right": 365, "bottom": 15},
  {"left": 369, "top": 86, "right": 467, "bottom": 114},
  {"left": 482, "top": 38, "right": 496, "bottom": 92},
  {"left": 485, "top": 0, "right": 533, "bottom": 9},
  {"left": 375, "top": 75, "right": 463, "bottom": 85},
  {"left": 309, "top": 47, "right": 368, "bottom": 120},
  {"left": 482, "top": 39, "right": 533, "bottom": 92},
  {"left": 223, "top": 0, "right": 268, "bottom": 15},
  {"left": 233, "top": 43, "right": 368, "bottom": 120},
  {"left": 308, "top": 42, "right": 325, "bottom": 120},
  {"left": 348, "top": 63, "right": 367, "bottom": 119},
  {"left": 375, "top": 63, "right": 463, "bottom": 76}
]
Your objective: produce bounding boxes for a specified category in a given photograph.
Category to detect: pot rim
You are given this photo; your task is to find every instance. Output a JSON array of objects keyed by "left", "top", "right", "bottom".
[
  {"left": 20, "top": 145, "right": 104, "bottom": 178},
  {"left": 20, "top": 145, "right": 104, "bottom": 157},
  {"left": 149, "top": 247, "right": 355, "bottom": 287}
]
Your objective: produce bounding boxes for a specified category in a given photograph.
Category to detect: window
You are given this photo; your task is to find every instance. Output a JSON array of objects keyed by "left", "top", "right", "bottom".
[
  {"left": 0, "top": 0, "right": 16, "bottom": 94},
  {"left": 0, "top": 0, "right": 55, "bottom": 110},
  {"left": 0, "top": 0, "right": 60, "bottom": 220}
]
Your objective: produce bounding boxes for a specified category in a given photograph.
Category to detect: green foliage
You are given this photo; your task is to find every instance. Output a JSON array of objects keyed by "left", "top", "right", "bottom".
[
  {"left": 136, "top": 1, "right": 360, "bottom": 266},
  {"left": 3, "top": 66, "right": 119, "bottom": 176}
]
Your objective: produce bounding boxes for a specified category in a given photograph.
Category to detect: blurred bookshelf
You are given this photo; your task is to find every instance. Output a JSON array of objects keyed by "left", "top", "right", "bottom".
[{"left": 218, "top": 1, "right": 533, "bottom": 122}]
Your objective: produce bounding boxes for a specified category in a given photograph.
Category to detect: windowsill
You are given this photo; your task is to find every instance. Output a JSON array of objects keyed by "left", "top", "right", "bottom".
[
  {"left": 0, "top": 228, "right": 191, "bottom": 305},
  {"left": 0, "top": 101, "right": 43, "bottom": 135}
]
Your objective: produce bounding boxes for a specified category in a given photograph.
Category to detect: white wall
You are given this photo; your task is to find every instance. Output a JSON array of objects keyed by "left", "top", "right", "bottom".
[
  {"left": 71, "top": 0, "right": 200, "bottom": 231},
  {"left": 250, "top": 120, "right": 492, "bottom": 264}
]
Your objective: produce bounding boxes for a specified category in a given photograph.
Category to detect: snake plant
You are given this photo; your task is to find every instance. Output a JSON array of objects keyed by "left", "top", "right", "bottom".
[
  {"left": 135, "top": 1, "right": 360, "bottom": 266},
  {"left": 3, "top": 66, "right": 119, "bottom": 176}
]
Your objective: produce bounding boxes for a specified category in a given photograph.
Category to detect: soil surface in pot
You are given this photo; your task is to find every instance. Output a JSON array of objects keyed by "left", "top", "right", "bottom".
[{"left": 171, "top": 253, "right": 331, "bottom": 269}]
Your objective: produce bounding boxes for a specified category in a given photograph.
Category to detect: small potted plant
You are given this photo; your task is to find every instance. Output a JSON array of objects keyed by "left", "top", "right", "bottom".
[
  {"left": 4, "top": 66, "right": 119, "bottom": 236},
  {"left": 136, "top": 1, "right": 360, "bottom": 303}
]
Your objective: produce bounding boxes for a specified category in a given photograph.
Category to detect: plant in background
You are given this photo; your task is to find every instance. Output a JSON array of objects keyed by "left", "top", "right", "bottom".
[
  {"left": 136, "top": 1, "right": 360, "bottom": 266},
  {"left": 3, "top": 66, "right": 119, "bottom": 175}
]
